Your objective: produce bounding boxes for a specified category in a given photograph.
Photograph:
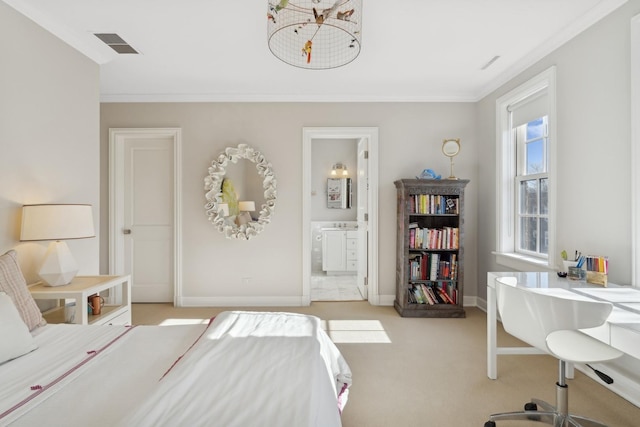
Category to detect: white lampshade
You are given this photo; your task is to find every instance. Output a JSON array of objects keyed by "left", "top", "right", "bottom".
[
  {"left": 238, "top": 201, "right": 256, "bottom": 212},
  {"left": 21, "top": 204, "right": 95, "bottom": 241},
  {"left": 20, "top": 204, "right": 95, "bottom": 286}
]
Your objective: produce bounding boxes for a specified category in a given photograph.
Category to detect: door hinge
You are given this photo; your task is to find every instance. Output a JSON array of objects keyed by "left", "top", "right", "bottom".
[
  {"left": 364, "top": 213, "right": 368, "bottom": 221},
  {"left": 364, "top": 150, "right": 369, "bottom": 159}
]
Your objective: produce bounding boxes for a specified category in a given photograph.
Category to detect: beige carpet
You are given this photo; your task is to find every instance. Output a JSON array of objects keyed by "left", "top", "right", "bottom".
[{"left": 132, "top": 302, "right": 640, "bottom": 427}]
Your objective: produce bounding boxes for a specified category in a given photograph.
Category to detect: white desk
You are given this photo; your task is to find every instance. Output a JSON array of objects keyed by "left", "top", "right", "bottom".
[{"left": 487, "top": 272, "right": 640, "bottom": 380}]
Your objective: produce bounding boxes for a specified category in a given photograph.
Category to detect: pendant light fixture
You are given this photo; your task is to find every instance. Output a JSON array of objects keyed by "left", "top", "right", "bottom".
[{"left": 267, "top": 0, "right": 362, "bottom": 70}]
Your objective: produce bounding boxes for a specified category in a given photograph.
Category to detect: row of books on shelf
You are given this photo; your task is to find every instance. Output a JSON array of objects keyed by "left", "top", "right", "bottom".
[
  {"left": 409, "top": 224, "right": 459, "bottom": 250},
  {"left": 409, "top": 194, "right": 459, "bottom": 215},
  {"left": 408, "top": 252, "right": 458, "bottom": 281},
  {"left": 408, "top": 283, "right": 458, "bottom": 305}
]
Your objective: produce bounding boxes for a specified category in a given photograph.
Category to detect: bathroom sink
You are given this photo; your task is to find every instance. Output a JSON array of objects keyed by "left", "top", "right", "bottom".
[{"left": 321, "top": 227, "right": 358, "bottom": 231}]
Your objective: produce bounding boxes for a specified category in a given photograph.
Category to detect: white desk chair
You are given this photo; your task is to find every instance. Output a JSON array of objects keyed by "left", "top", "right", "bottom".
[{"left": 485, "top": 277, "right": 623, "bottom": 427}]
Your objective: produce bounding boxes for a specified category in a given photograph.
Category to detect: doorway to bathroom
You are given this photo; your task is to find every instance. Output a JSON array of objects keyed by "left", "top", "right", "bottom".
[{"left": 302, "top": 128, "right": 379, "bottom": 304}]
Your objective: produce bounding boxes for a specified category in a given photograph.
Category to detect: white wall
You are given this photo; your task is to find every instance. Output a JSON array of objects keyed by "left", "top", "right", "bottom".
[
  {"left": 0, "top": 2, "right": 100, "bottom": 282},
  {"left": 476, "top": 0, "right": 640, "bottom": 301},
  {"left": 100, "top": 103, "right": 478, "bottom": 303}
]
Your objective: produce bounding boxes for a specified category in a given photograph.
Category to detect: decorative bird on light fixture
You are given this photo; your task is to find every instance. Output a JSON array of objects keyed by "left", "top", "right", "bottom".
[
  {"left": 337, "top": 9, "right": 354, "bottom": 21},
  {"left": 270, "top": 0, "right": 289, "bottom": 13},
  {"left": 302, "top": 40, "right": 312, "bottom": 63},
  {"left": 313, "top": 0, "right": 340, "bottom": 25}
]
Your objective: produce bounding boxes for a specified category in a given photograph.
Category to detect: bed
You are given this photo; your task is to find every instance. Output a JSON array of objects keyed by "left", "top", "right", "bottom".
[{"left": 0, "top": 252, "right": 352, "bottom": 427}]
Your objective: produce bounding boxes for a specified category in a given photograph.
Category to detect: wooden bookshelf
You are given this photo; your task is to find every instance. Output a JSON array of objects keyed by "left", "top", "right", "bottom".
[{"left": 394, "top": 179, "right": 469, "bottom": 318}]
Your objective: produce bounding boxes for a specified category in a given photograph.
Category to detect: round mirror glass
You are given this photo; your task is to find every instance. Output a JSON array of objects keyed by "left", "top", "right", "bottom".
[
  {"left": 204, "top": 144, "right": 276, "bottom": 240},
  {"left": 442, "top": 138, "right": 460, "bottom": 157},
  {"left": 442, "top": 138, "right": 460, "bottom": 180}
]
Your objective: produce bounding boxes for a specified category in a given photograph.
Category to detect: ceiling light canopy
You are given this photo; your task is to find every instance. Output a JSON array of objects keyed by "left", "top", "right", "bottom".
[{"left": 267, "top": 0, "right": 362, "bottom": 70}]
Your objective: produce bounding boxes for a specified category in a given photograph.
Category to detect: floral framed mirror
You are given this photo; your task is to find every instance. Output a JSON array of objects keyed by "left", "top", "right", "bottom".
[{"left": 204, "top": 144, "right": 276, "bottom": 240}]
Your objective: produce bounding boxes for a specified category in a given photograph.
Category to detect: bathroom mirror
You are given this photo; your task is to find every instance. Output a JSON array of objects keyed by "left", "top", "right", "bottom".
[
  {"left": 327, "top": 178, "right": 352, "bottom": 209},
  {"left": 204, "top": 144, "right": 276, "bottom": 240},
  {"left": 442, "top": 138, "right": 460, "bottom": 180}
]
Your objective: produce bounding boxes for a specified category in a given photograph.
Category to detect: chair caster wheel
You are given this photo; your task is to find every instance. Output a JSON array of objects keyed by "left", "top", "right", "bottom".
[
  {"left": 484, "top": 421, "right": 496, "bottom": 427},
  {"left": 524, "top": 402, "right": 541, "bottom": 421}
]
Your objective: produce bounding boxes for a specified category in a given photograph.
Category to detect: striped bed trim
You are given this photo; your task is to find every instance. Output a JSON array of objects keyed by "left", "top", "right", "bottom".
[
  {"left": 159, "top": 316, "right": 216, "bottom": 380},
  {"left": 0, "top": 326, "right": 137, "bottom": 421}
]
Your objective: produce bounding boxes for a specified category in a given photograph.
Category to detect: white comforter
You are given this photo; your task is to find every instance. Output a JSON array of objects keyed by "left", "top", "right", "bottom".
[
  {"left": 118, "top": 311, "right": 352, "bottom": 426},
  {"left": 0, "top": 311, "right": 352, "bottom": 427}
]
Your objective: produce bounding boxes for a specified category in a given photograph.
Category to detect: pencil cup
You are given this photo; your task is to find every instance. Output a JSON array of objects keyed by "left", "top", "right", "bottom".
[
  {"left": 568, "top": 266, "right": 585, "bottom": 280},
  {"left": 562, "top": 260, "right": 578, "bottom": 273}
]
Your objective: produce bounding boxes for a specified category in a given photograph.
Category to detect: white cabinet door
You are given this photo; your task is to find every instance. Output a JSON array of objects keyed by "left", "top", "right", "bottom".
[
  {"left": 346, "top": 233, "right": 358, "bottom": 271},
  {"left": 322, "top": 231, "right": 347, "bottom": 271}
]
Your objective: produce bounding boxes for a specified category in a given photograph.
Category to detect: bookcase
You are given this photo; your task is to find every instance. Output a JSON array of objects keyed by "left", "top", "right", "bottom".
[{"left": 394, "top": 179, "right": 469, "bottom": 318}]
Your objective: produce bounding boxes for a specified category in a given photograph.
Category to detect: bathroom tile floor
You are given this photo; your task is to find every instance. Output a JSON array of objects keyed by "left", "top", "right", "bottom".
[{"left": 310, "top": 274, "right": 364, "bottom": 301}]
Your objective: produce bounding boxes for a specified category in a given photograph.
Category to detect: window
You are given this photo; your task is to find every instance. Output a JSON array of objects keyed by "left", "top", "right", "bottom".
[
  {"left": 495, "top": 67, "right": 556, "bottom": 270},
  {"left": 515, "top": 116, "right": 548, "bottom": 257}
]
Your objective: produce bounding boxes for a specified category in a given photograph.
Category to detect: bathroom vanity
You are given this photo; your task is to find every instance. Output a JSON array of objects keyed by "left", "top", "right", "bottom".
[{"left": 322, "top": 229, "right": 358, "bottom": 274}]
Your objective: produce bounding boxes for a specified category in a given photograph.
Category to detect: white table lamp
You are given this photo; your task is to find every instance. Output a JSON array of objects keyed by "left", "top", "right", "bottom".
[{"left": 20, "top": 204, "right": 95, "bottom": 286}]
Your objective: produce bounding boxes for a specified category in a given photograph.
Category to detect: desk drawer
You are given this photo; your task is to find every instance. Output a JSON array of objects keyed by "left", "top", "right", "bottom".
[
  {"left": 582, "top": 324, "right": 610, "bottom": 344},
  {"left": 611, "top": 324, "right": 640, "bottom": 359}
]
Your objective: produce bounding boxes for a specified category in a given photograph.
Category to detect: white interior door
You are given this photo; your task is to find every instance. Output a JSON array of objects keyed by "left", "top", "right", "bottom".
[
  {"left": 356, "top": 137, "right": 368, "bottom": 299},
  {"left": 110, "top": 129, "right": 181, "bottom": 304}
]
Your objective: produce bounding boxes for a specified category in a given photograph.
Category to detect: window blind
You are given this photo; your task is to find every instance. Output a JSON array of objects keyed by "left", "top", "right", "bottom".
[{"left": 508, "top": 88, "right": 548, "bottom": 128}]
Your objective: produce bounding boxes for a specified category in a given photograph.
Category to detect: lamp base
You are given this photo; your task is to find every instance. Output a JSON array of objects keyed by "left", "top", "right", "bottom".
[
  {"left": 38, "top": 241, "right": 79, "bottom": 286},
  {"left": 236, "top": 211, "right": 252, "bottom": 226}
]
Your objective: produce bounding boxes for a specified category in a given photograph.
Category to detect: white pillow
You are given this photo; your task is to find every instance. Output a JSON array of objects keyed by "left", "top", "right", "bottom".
[{"left": 0, "top": 291, "right": 38, "bottom": 364}]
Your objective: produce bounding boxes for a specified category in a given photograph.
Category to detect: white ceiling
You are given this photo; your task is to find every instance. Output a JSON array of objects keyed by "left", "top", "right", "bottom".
[{"left": 4, "top": 0, "right": 627, "bottom": 102}]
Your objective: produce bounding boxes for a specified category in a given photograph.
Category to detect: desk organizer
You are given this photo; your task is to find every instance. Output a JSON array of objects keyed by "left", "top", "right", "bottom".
[
  {"left": 584, "top": 255, "right": 608, "bottom": 287},
  {"left": 586, "top": 271, "right": 608, "bottom": 287}
]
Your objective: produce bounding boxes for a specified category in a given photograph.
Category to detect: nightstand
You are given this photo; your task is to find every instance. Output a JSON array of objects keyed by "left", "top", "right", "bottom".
[{"left": 29, "top": 275, "right": 131, "bottom": 325}]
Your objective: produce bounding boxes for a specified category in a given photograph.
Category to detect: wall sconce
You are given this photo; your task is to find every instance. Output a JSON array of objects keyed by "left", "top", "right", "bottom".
[
  {"left": 20, "top": 204, "right": 95, "bottom": 286},
  {"left": 331, "top": 162, "right": 348, "bottom": 176},
  {"left": 237, "top": 201, "right": 256, "bottom": 225}
]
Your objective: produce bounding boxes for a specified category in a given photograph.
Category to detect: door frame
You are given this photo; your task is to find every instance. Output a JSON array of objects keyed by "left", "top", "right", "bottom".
[
  {"left": 302, "top": 127, "right": 379, "bottom": 305},
  {"left": 108, "top": 128, "right": 183, "bottom": 305},
  {"left": 632, "top": 13, "right": 640, "bottom": 287}
]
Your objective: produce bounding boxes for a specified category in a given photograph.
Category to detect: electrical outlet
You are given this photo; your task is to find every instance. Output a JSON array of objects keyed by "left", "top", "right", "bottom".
[{"left": 241, "top": 277, "right": 251, "bottom": 284}]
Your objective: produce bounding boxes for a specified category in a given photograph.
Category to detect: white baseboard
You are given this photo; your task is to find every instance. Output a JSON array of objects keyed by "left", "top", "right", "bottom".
[
  {"left": 178, "top": 294, "right": 483, "bottom": 309},
  {"left": 377, "top": 294, "right": 395, "bottom": 306},
  {"left": 178, "top": 296, "right": 306, "bottom": 307}
]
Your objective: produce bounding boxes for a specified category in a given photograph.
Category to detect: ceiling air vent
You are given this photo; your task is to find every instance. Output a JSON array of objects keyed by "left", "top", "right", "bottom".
[
  {"left": 480, "top": 55, "right": 500, "bottom": 70},
  {"left": 94, "top": 33, "right": 138, "bottom": 54}
]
